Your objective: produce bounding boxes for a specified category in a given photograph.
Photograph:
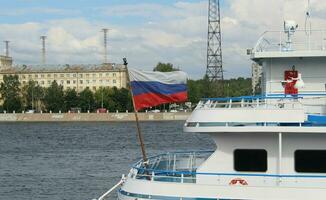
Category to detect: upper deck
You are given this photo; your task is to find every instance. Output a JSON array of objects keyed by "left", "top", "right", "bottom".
[
  {"left": 251, "top": 30, "right": 326, "bottom": 60},
  {"left": 184, "top": 95, "right": 326, "bottom": 133}
]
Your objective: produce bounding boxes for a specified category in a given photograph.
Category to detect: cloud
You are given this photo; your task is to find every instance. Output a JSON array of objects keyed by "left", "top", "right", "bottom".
[
  {"left": 0, "top": 7, "right": 80, "bottom": 17},
  {"left": 1, "top": 0, "right": 326, "bottom": 79}
]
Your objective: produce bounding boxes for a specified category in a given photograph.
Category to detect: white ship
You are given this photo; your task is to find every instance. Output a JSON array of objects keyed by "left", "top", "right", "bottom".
[{"left": 96, "top": 19, "right": 326, "bottom": 200}]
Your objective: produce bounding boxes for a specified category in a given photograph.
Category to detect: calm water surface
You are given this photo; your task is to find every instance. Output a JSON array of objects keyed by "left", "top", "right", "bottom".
[{"left": 0, "top": 122, "right": 214, "bottom": 200}]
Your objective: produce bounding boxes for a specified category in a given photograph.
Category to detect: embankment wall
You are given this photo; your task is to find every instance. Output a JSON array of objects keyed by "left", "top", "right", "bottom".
[{"left": 0, "top": 113, "right": 191, "bottom": 122}]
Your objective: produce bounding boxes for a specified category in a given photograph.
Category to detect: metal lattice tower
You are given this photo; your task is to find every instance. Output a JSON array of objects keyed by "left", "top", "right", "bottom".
[
  {"left": 102, "top": 28, "right": 110, "bottom": 64},
  {"left": 40, "top": 36, "right": 47, "bottom": 65},
  {"left": 4, "top": 41, "right": 9, "bottom": 57},
  {"left": 206, "top": 0, "right": 224, "bottom": 82}
]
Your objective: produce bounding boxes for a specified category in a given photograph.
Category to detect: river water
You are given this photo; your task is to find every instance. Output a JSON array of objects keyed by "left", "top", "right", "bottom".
[{"left": 0, "top": 122, "right": 214, "bottom": 200}]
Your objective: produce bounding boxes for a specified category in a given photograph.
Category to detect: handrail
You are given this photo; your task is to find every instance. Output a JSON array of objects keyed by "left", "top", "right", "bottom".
[
  {"left": 94, "top": 175, "right": 125, "bottom": 200},
  {"left": 133, "top": 166, "right": 326, "bottom": 179},
  {"left": 252, "top": 29, "right": 326, "bottom": 53},
  {"left": 132, "top": 150, "right": 214, "bottom": 168}
]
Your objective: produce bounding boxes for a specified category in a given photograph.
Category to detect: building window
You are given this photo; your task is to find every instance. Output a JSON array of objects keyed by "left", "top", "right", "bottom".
[
  {"left": 295, "top": 150, "right": 326, "bottom": 173},
  {"left": 93, "top": 80, "right": 96, "bottom": 83},
  {"left": 79, "top": 80, "right": 83, "bottom": 84},
  {"left": 234, "top": 149, "right": 267, "bottom": 172},
  {"left": 73, "top": 80, "right": 76, "bottom": 84},
  {"left": 60, "top": 74, "right": 64, "bottom": 78},
  {"left": 22, "top": 75, "right": 26, "bottom": 79},
  {"left": 54, "top": 74, "right": 58, "bottom": 78},
  {"left": 47, "top": 74, "right": 51, "bottom": 78},
  {"left": 86, "top": 80, "right": 90, "bottom": 84},
  {"left": 41, "top": 81, "right": 45, "bottom": 85},
  {"left": 35, "top": 74, "right": 38, "bottom": 78},
  {"left": 60, "top": 80, "right": 64, "bottom": 85},
  {"left": 113, "top": 80, "right": 116, "bottom": 84},
  {"left": 86, "top": 74, "right": 90, "bottom": 77},
  {"left": 92, "top": 74, "right": 96, "bottom": 77},
  {"left": 29, "top": 75, "right": 32, "bottom": 78},
  {"left": 41, "top": 74, "right": 45, "bottom": 78},
  {"left": 79, "top": 74, "right": 83, "bottom": 78},
  {"left": 48, "top": 80, "right": 51, "bottom": 84},
  {"left": 66, "top": 74, "right": 70, "bottom": 78},
  {"left": 93, "top": 86, "right": 96, "bottom": 90},
  {"left": 113, "top": 73, "right": 116, "bottom": 77},
  {"left": 99, "top": 80, "right": 103, "bottom": 84},
  {"left": 73, "top": 74, "right": 76, "bottom": 78},
  {"left": 67, "top": 80, "right": 70, "bottom": 84}
]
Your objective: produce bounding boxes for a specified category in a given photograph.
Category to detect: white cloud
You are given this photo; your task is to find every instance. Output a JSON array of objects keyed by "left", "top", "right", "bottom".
[{"left": 1, "top": 0, "right": 326, "bottom": 79}]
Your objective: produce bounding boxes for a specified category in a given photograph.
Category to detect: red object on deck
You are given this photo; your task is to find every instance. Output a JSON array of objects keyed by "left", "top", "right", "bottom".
[{"left": 284, "top": 70, "right": 298, "bottom": 95}]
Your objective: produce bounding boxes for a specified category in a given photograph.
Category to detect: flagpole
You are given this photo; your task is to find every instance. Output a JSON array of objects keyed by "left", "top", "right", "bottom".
[{"left": 123, "top": 58, "right": 148, "bottom": 163}]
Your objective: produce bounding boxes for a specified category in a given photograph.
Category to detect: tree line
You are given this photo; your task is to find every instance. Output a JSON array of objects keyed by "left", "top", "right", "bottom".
[
  {"left": 0, "top": 63, "right": 253, "bottom": 113},
  {"left": 0, "top": 75, "right": 132, "bottom": 113},
  {"left": 155, "top": 62, "right": 253, "bottom": 104}
]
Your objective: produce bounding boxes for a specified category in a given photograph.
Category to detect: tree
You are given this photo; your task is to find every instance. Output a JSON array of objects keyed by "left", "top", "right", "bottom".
[
  {"left": 0, "top": 75, "right": 22, "bottom": 112},
  {"left": 153, "top": 62, "right": 179, "bottom": 72},
  {"left": 43, "top": 81, "right": 65, "bottom": 112},
  {"left": 64, "top": 89, "right": 78, "bottom": 111},
  {"left": 113, "top": 87, "right": 133, "bottom": 112},
  {"left": 22, "top": 80, "right": 44, "bottom": 111},
  {"left": 78, "top": 88, "right": 95, "bottom": 112}
]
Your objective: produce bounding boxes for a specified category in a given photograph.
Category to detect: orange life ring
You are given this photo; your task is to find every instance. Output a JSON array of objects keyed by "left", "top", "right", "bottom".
[{"left": 229, "top": 178, "right": 248, "bottom": 186}]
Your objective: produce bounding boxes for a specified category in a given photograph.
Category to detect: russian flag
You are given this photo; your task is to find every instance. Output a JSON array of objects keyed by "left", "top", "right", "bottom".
[{"left": 129, "top": 68, "right": 188, "bottom": 111}]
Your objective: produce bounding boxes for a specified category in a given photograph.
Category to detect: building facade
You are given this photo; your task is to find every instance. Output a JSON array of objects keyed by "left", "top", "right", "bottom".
[
  {"left": 0, "top": 55, "right": 13, "bottom": 70},
  {"left": 0, "top": 63, "right": 128, "bottom": 92},
  {"left": 251, "top": 62, "right": 262, "bottom": 94}
]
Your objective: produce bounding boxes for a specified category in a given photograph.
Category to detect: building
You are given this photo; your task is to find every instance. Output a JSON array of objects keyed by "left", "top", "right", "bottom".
[
  {"left": 0, "top": 55, "right": 13, "bottom": 70},
  {"left": 251, "top": 62, "right": 262, "bottom": 94},
  {"left": 0, "top": 62, "right": 128, "bottom": 92}
]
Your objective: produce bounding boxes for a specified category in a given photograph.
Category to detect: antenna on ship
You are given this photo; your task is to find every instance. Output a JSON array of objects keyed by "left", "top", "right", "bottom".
[{"left": 305, "top": 0, "right": 312, "bottom": 36}]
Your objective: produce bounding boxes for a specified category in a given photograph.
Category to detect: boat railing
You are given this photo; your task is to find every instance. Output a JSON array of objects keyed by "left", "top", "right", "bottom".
[
  {"left": 129, "top": 151, "right": 213, "bottom": 182},
  {"left": 130, "top": 153, "right": 326, "bottom": 187},
  {"left": 196, "top": 96, "right": 304, "bottom": 110},
  {"left": 252, "top": 30, "right": 326, "bottom": 53},
  {"left": 195, "top": 95, "right": 326, "bottom": 110}
]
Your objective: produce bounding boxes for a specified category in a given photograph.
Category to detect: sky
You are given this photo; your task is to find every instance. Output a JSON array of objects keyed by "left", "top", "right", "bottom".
[{"left": 0, "top": 0, "right": 325, "bottom": 79}]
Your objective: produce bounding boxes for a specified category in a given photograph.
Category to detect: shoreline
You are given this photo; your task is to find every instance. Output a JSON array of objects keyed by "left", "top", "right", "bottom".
[{"left": 0, "top": 112, "right": 191, "bottom": 122}]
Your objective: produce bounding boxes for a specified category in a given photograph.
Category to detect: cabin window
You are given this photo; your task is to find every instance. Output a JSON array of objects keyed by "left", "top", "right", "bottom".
[
  {"left": 295, "top": 150, "right": 326, "bottom": 173},
  {"left": 234, "top": 149, "right": 267, "bottom": 172}
]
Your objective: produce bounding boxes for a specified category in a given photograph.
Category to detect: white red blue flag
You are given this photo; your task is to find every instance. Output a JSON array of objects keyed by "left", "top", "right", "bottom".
[{"left": 128, "top": 69, "right": 188, "bottom": 111}]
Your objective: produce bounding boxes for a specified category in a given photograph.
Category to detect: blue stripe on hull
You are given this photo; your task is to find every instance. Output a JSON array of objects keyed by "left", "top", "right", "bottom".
[
  {"left": 119, "top": 189, "right": 243, "bottom": 200},
  {"left": 131, "top": 81, "right": 187, "bottom": 96}
]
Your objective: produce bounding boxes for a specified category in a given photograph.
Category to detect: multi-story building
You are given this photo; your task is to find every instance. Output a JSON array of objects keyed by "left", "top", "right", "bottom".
[
  {"left": 0, "top": 61, "right": 128, "bottom": 92},
  {"left": 251, "top": 62, "right": 262, "bottom": 94},
  {"left": 0, "top": 55, "right": 13, "bottom": 70}
]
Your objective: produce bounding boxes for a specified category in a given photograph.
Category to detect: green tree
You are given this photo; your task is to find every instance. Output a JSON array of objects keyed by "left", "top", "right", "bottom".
[
  {"left": 78, "top": 88, "right": 95, "bottom": 112},
  {"left": 153, "top": 62, "right": 179, "bottom": 72},
  {"left": 114, "top": 87, "right": 133, "bottom": 112},
  {"left": 22, "top": 80, "right": 44, "bottom": 111},
  {"left": 43, "top": 81, "right": 65, "bottom": 112},
  {"left": 64, "top": 89, "right": 78, "bottom": 111},
  {"left": 94, "top": 87, "right": 116, "bottom": 110},
  {"left": 0, "top": 75, "right": 22, "bottom": 112}
]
